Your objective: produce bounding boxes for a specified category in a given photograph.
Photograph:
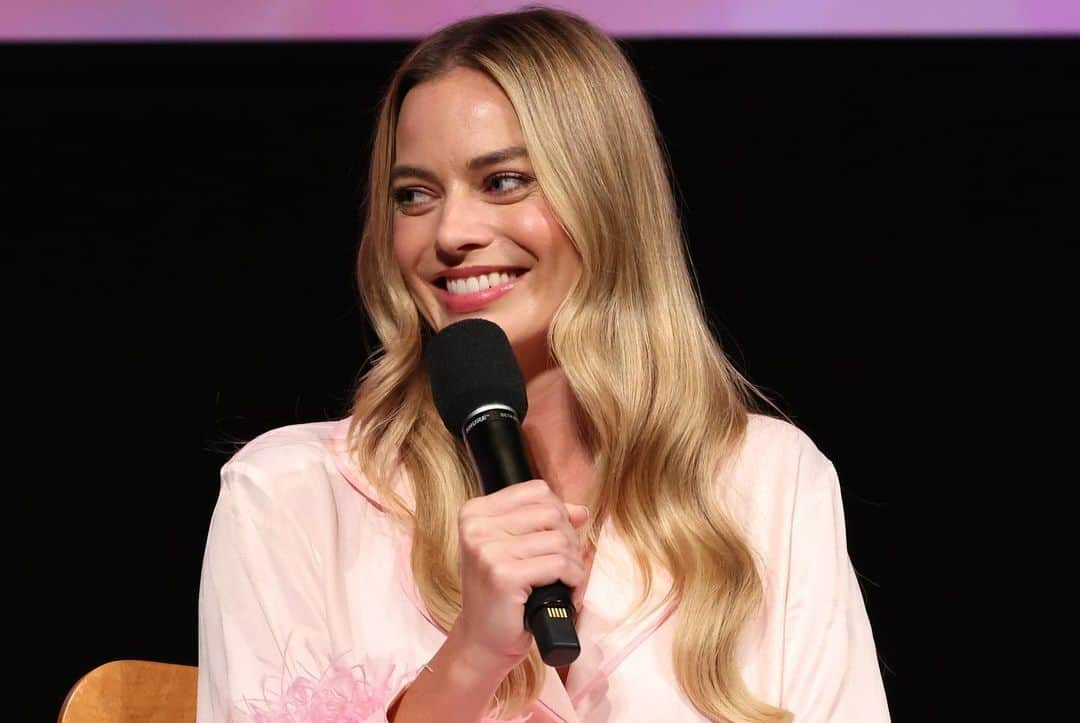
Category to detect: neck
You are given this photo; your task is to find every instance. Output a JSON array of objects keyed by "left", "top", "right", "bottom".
[{"left": 520, "top": 365, "right": 596, "bottom": 507}]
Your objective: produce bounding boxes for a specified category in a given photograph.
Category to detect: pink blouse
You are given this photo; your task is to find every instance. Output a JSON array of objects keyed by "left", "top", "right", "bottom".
[{"left": 196, "top": 414, "right": 890, "bottom": 722}]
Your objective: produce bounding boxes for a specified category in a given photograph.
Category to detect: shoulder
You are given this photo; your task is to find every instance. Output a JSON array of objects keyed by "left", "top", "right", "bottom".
[
  {"left": 722, "top": 413, "right": 841, "bottom": 540},
  {"left": 217, "top": 419, "right": 346, "bottom": 521},
  {"left": 743, "top": 410, "right": 833, "bottom": 479},
  {"left": 217, "top": 417, "right": 396, "bottom": 523},
  {"left": 226, "top": 419, "right": 339, "bottom": 475},
  {"left": 738, "top": 413, "right": 836, "bottom": 485}
]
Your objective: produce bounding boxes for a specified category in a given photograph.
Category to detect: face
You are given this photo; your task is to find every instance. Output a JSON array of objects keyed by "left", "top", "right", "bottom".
[{"left": 391, "top": 66, "right": 580, "bottom": 372}]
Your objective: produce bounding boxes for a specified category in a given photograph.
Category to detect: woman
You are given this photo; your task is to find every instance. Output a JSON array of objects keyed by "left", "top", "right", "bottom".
[{"left": 196, "top": 8, "right": 890, "bottom": 722}]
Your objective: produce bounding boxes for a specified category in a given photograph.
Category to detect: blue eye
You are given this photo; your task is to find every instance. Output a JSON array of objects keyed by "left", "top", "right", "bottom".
[{"left": 487, "top": 173, "right": 533, "bottom": 194}]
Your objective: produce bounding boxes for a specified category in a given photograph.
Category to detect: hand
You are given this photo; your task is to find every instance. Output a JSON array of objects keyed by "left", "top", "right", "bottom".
[{"left": 454, "top": 479, "right": 589, "bottom": 675}]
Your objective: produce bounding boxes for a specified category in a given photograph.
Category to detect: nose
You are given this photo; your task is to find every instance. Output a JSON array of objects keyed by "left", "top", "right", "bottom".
[{"left": 434, "top": 188, "right": 492, "bottom": 260}]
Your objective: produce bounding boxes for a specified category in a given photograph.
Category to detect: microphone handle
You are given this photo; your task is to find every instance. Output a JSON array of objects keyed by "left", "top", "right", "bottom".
[{"left": 462, "top": 406, "right": 582, "bottom": 667}]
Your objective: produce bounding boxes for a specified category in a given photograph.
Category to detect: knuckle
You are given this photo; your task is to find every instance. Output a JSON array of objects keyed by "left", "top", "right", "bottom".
[
  {"left": 556, "top": 533, "right": 572, "bottom": 554},
  {"left": 526, "top": 479, "right": 550, "bottom": 496},
  {"left": 460, "top": 517, "right": 482, "bottom": 542},
  {"left": 476, "top": 541, "right": 498, "bottom": 567},
  {"left": 535, "top": 506, "right": 557, "bottom": 528},
  {"left": 460, "top": 537, "right": 480, "bottom": 560},
  {"left": 490, "top": 562, "right": 514, "bottom": 590}
]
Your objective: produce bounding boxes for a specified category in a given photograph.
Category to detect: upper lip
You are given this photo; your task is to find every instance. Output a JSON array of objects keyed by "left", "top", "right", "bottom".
[{"left": 431, "top": 265, "right": 527, "bottom": 283}]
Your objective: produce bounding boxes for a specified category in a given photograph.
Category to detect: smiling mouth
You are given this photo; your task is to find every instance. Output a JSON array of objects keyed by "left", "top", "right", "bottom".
[{"left": 435, "top": 269, "right": 525, "bottom": 295}]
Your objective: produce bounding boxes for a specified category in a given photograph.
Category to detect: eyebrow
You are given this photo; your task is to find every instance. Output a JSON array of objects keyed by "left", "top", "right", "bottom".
[{"left": 390, "top": 145, "right": 528, "bottom": 184}]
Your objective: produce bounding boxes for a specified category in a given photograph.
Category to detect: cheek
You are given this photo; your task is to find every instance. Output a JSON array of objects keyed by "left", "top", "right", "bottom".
[
  {"left": 510, "top": 203, "right": 569, "bottom": 255},
  {"left": 529, "top": 207, "right": 579, "bottom": 278},
  {"left": 391, "top": 222, "right": 423, "bottom": 272},
  {"left": 390, "top": 224, "right": 438, "bottom": 320},
  {"left": 514, "top": 210, "right": 547, "bottom": 236}
]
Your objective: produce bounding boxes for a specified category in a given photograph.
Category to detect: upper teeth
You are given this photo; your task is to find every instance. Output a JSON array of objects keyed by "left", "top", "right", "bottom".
[{"left": 446, "top": 271, "right": 518, "bottom": 295}]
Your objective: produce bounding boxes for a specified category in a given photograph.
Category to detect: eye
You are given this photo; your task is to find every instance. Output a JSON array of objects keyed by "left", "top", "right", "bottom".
[
  {"left": 486, "top": 172, "right": 533, "bottom": 196},
  {"left": 391, "top": 186, "right": 434, "bottom": 210}
]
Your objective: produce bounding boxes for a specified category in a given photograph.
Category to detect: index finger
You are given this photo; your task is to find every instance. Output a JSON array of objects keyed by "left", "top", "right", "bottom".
[{"left": 470, "top": 478, "right": 562, "bottom": 517}]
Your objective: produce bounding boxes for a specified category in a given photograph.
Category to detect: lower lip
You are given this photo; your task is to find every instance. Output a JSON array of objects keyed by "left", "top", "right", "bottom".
[{"left": 435, "top": 276, "right": 522, "bottom": 313}]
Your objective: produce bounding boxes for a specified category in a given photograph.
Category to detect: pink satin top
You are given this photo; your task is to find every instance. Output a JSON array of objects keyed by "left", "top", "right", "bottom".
[{"left": 196, "top": 414, "right": 890, "bottom": 722}]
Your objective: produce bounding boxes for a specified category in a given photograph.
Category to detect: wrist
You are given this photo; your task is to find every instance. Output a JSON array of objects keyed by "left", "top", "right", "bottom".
[
  {"left": 391, "top": 624, "right": 516, "bottom": 723},
  {"left": 442, "top": 622, "right": 518, "bottom": 691}
]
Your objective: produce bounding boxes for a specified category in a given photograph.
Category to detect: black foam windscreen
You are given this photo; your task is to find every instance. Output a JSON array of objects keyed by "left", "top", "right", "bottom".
[{"left": 425, "top": 319, "right": 529, "bottom": 433}]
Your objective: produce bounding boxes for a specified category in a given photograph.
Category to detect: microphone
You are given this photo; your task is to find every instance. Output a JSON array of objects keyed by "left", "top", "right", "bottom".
[{"left": 425, "top": 318, "right": 581, "bottom": 667}]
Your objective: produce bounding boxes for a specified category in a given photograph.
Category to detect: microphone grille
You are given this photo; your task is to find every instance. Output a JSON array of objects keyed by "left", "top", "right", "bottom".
[{"left": 425, "top": 319, "right": 528, "bottom": 434}]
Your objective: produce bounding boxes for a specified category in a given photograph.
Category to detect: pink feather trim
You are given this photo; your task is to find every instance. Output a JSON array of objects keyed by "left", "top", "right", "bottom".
[
  {"left": 232, "top": 656, "right": 533, "bottom": 722},
  {"left": 235, "top": 657, "right": 416, "bottom": 722}
]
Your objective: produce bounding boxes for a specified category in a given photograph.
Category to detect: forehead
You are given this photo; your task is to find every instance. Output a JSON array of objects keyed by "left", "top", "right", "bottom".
[{"left": 395, "top": 67, "right": 525, "bottom": 162}]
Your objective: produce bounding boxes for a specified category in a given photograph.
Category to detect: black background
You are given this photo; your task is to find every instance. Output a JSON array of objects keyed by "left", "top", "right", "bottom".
[{"left": 4, "top": 37, "right": 1075, "bottom": 721}]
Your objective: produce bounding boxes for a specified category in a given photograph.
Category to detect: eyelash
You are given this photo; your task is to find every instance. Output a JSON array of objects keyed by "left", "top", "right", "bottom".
[{"left": 391, "top": 172, "right": 533, "bottom": 209}]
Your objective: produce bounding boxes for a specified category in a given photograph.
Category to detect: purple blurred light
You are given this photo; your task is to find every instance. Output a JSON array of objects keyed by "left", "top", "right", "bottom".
[{"left": 2, "top": 0, "right": 1077, "bottom": 41}]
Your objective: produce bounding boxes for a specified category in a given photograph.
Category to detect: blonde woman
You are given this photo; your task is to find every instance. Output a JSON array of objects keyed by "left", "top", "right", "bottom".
[{"left": 196, "top": 8, "right": 889, "bottom": 723}]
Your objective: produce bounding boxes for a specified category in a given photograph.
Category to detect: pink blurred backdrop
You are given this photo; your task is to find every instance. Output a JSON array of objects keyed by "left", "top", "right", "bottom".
[{"left": 3, "top": 0, "right": 1078, "bottom": 40}]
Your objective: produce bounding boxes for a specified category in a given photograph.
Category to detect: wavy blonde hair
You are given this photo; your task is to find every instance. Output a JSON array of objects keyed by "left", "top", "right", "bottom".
[{"left": 349, "top": 8, "right": 790, "bottom": 722}]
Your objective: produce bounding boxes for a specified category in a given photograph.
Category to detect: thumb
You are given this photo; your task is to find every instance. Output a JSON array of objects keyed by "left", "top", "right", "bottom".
[{"left": 566, "top": 503, "right": 590, "bottom": 528}]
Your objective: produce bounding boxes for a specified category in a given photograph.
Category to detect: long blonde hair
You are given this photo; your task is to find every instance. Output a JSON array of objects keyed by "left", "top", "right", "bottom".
[{"left": 349, "top": 8, "right": 790, "bottom": 722}]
